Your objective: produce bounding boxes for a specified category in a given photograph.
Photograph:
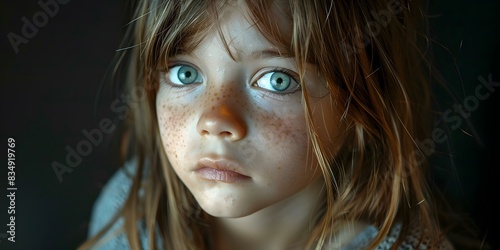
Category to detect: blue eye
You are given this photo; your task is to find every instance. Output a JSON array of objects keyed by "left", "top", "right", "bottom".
[
  {"left": 168, "top": 65, "right": 203, "bottom": 85},
  {"left": 255, "top": 71, "right": 299, "bottom": 93}
]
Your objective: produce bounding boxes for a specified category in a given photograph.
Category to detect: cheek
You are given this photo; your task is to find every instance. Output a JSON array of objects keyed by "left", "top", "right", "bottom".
[
  {"left": 258, "top": 114, "right": 302, "bottom": 145},
  {"left": 156, "top": 96, "right": 193, "bottom": 163},
  {"left": 253, "top": 108, "right": 314, "bottom": 184}
]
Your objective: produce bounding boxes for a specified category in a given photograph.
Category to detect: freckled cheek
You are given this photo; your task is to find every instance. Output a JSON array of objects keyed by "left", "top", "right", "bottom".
[
  {"left": 156, "top": 98, "right": 195, "bottom": 163},
  {"left": 248, "top": 103, "right": 307, "bottom": 147},
  {"left": 251, "top": 110, "right": 313, "bottom": 183},
  {"left": 260, "top": 117, "right": 303, "bottom": 145}
]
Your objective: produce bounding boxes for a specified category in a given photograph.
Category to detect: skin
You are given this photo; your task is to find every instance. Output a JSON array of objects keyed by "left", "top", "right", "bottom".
[{"left": 156, "top": 4, "right": 363, "bottom": 249}]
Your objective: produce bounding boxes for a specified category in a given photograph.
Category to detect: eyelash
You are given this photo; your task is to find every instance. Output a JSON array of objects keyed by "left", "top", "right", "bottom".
[
  {"left": 255, "top": 68, "right": 301, "bottom": 97},
  {"left": 163, "top": 64, "right": 302, "bottom": 95},
  {"left": 162, "top": 63, "right": 202, "bottom": 89}
]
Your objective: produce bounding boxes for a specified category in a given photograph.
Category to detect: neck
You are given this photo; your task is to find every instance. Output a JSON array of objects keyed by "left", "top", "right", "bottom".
[{"left": 211, "top": 179, "right": 326, "bottom": 250}]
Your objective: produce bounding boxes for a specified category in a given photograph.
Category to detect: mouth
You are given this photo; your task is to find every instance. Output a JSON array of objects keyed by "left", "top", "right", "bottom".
[{"left": 195, "top": 158, "right": 251, "bottom": 183}]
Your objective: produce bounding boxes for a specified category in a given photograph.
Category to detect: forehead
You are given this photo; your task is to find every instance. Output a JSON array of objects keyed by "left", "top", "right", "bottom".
[
  {"left": 205, "top": 3, "right": 293, "bottom": 59},
  {"left": 177, "top": 1, "right": 293, "bottom": 60}
]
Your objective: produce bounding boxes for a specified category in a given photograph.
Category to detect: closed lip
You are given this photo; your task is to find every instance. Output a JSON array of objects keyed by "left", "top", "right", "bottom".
[{"left": 195, "top": 158, "right": 250, "bottom": 183}]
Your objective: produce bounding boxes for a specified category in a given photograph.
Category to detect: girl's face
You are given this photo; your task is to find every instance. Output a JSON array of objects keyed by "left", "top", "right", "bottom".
[{"left": 156, "top": 5, "right": 345, "bottom": 217}]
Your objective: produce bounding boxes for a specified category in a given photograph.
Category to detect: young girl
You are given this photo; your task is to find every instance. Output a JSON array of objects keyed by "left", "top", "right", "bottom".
[{"left": 80, "top": 0, "right": 474, "bottom": 249}]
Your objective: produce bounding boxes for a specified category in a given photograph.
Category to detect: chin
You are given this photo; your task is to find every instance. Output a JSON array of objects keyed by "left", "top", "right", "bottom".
[{"left": 196, "top": 198, "right": 262, "bottom": 218}]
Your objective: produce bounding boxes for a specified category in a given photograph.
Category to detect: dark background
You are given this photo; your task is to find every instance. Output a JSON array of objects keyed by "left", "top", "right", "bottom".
[{"left": 0, "top": 1, "right": 499, "bottom": 249}]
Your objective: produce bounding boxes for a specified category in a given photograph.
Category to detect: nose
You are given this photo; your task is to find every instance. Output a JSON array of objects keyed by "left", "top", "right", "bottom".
[{"left": 196, "top": 105, "right": 247, "bottom": 141}]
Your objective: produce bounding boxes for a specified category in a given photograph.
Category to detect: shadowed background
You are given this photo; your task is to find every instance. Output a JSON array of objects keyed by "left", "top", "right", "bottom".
[{"left": 0, "top": 0, "right": 499, "bottom": 249}]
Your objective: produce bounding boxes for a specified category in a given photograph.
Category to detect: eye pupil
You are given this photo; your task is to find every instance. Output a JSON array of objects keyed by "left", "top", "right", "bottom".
[
  {"left": 270, "top": 72, "right": 290, "bottom": 91},
  {"left": 178, "top": 65, "right": 198, "bottom": 84}
]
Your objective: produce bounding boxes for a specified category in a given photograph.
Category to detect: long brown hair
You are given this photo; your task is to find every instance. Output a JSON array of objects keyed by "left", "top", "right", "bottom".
[{"left": 81, "top": 0, "right": 454, "bottom": 249}]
